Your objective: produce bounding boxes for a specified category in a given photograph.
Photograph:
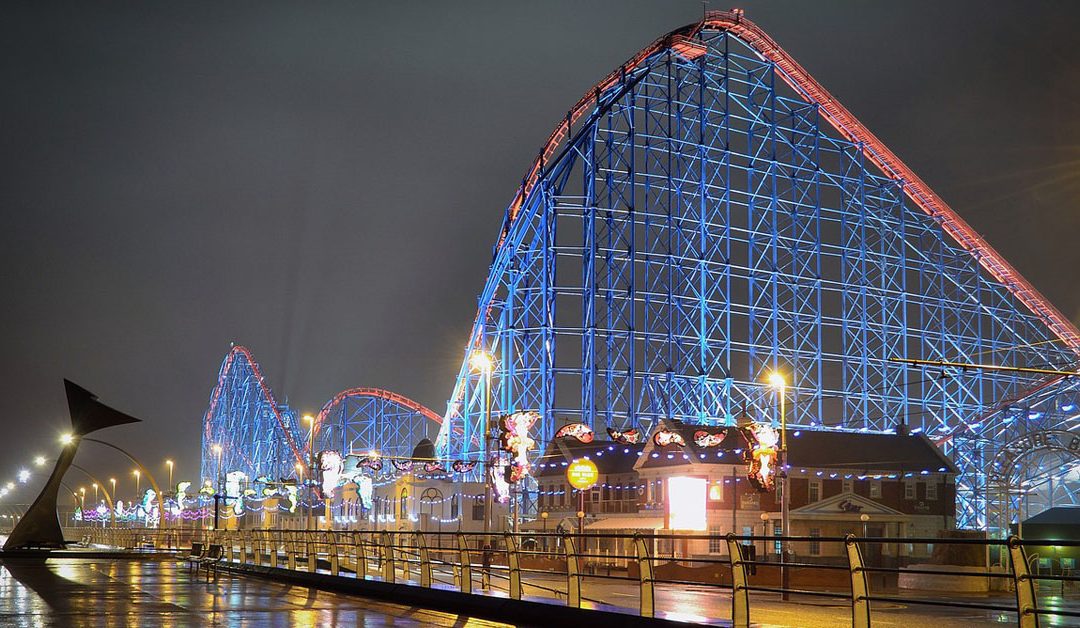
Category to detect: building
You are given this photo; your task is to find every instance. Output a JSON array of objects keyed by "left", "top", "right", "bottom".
[{"left": 531, "top": 420, "right": 958, "bottom": 565}]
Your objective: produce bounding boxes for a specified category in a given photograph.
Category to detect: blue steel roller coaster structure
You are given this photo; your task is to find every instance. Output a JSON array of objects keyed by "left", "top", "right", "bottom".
[{"left": 203, "top": 11, "right": 1080, "bottom": 532}]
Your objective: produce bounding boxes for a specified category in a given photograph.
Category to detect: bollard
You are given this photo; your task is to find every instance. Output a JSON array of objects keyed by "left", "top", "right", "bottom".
[
  {"left": 564, "top": 534, "right": 582, "bottom": 608},
  {"left": 1008, "top": 536, "right": 1039, "bottom": 628},
  {"left": 635, "top": 535, "right": 655, "bottom": 618},
  {"left": 505, "top": 533, "right": 522, "bottom": 600},
  {"left": 457, "top": 533, "right": 473, "bottom": 594},
  {"left": 726, "top": 535, "right": 749, "bottom": 628},
  {"left": 845, "top": 534, "right": 871, "bottom": 628}
]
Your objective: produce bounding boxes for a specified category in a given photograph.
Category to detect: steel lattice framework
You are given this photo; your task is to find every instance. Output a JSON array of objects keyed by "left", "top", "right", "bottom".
[
  {"left": 201, "top": 345, "right": 306, "bottom": 483},
  {"left": 201, "top": 347, "right": 442, "bottom": 483},
  {"left": 310, "top": 388, "right": 442, "bottom": 459},
  {"left": 436, "top": 11, "right": 1080, "bottom": 530}
]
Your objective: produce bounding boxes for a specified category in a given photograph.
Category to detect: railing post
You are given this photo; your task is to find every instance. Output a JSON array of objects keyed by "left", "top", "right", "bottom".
[
  {"left": 415, "top": 532, "right": 432, "bottom": 587},
  {"left": 456, "top": 533, "right": 472, "bottom": 594},
  {"left": 307, "top": 534, "right": 318, "bottom": 573},
  {"left": 356, "top": 533, "right": 368, "bottom": 579},
  {"left": 287, "top": 534, "right": 297, "bottom": 570},
  {"left": 381, "top": 531, "right": 396, "bottom": 583},
  {"left": 635, "top": 534, "right": 655, "bottom": 618},
  {"left": 564, "top": 534, "right": 582, "bottom": 608},
  {"left": 505, "top": 533, "right": 521, "bottom": 600},
  {"left": 330, "top": 534, "right": 340, "bottom": 576},
  {"left": 726, "top": 535, "right": 749, "bottom": 628},
  {"left": 240, "top": 531, "right": 249, "bottom": 564},
  {"left": 1008, "top": 536, "right": 1039, "bottom": 628},
  {"left": 845, "top": 534, "right": 871, "bottom": 628}
]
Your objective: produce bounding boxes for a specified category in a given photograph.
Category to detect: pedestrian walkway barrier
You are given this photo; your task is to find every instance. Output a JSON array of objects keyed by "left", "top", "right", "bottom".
[{"left": 73, "top": 526, "right": 1080, "bottom": 627}]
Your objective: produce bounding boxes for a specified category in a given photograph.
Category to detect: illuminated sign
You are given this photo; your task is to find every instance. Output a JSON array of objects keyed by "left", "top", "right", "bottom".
[
  {"left": 555, "top": 422, "right": 595, "bottom": 443},
  {"left": 667, "top": 476, "right": 706, "bottom": 531},
  {"left": 567, "top": 458, "right": 599, "bottom": 490}
]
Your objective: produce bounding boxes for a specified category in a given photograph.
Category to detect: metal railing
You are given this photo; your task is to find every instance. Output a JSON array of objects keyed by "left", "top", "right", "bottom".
[{"left": 75, "top": 527, "right": 1079, "bottom": 628}]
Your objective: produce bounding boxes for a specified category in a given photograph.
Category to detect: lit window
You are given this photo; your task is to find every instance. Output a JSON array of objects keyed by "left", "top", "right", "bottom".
[
  {"left": 870, "top": 481, "right": 882, "bottom": 499},
  {"left": 842, "top": 479, "right": 853, "bottom": 493},
  {"left": 809, "top": 479, "right": 822, "bottom": 502},
  {"left": 709, "top": 483, "right": 724, "bottom": 501}
]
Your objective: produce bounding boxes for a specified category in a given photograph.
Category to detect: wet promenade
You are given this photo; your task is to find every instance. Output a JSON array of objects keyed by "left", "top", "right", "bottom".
[{"left": 0, "top": 556, "right": 510, "bottom": 627}]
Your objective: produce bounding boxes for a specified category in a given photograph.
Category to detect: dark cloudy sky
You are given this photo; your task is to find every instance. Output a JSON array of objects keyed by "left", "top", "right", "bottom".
[{"left": 2, "top": 1, "right": 1078, "bottom": 499}]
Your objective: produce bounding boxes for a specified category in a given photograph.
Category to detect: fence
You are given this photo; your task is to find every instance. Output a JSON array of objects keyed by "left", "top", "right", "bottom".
[{"left": 77, "top": 527, "right": 1079, "bottom": 628}]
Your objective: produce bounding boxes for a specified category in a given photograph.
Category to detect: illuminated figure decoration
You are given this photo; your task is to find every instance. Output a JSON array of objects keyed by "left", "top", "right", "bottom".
[
  {"left": 422, "top": 461, "right": 447, "bottom": 474},
  {"left": 283, "top": 484, "right": 299, "bottom": 513},
  {"left": 95, "top": 503, "right": 108, "bottom": 519},
  {"left": 499, "top": 411, "right": 538, "bottom": 482},
  {"left": 72, "top": 506, "right": 83, "bottom": 522},
  {"left": 652, "top": 429, "right": 687, "bottom": 448},
  {"left": 555, "top": 423, "right": 595, "bottom": 443},
  {"left": 694, "top": 430, "right": 725, "bottom": 448},
  {"left": 357, "top": 456, "right": 383, "bottom": 472},
  {"left": 114, "top": 500, "right": 126, "bottom": 519},
  {"left": 199, "top": 480, "right": 214, "bottom": 496},
  {"left": 490, "top": 456, "right": 511, "bottom": 503},
  {"left": 356, "top": 475, "right": 374, "bottom": 510},
  {"left": 741, "top": 423, "right": 781, "bottom": 492},
  {"left": 391, "top": 459, "right": 414, "bottom": 472},
  {"left": 175, "top": 481, "right": 191, "bottom": 513},
  {"left": 138, "top": 488, "right": 159, "bottom": 526},
  {"left": 316, "top": 450, "right": 344, "bottom": 498},
  {"left": 451, "top": 459, "right": 478, "bottom": 474},
  {"left": 224, "top": 471, "right": 247, "bottom": 515},
  {"left": 607, "top": 427, "right": 642, "bottom": 444}
]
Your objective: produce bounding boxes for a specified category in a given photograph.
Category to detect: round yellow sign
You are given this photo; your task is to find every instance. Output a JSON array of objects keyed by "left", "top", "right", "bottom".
[{"left": 566, "top": 458, "right": 599, "bottom": 490}]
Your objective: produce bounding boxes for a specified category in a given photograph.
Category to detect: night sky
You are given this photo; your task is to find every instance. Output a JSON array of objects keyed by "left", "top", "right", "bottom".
[{"left": 2, "top": 1, "right": 1078, "bottom": 500}]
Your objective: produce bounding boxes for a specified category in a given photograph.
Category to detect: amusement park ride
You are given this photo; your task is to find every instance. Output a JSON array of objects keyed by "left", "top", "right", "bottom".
[{"left": 200, "top": 10, "right": 1079, "bottom": 535}]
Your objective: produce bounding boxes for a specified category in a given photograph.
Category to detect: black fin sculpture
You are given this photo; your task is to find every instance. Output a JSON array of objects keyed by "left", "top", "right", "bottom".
[{"left": 3, "top": 380, "right": 141, "bottom": 550}]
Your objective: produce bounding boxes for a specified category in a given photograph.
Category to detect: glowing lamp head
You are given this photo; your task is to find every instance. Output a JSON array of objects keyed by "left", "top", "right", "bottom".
[
  {"left": 303, "top": 414, "right": 315, "bottom": 425},
  {"left": 17, "top": 470, "right": 30, "bottom": 483},
  {"left": 469, "top": 351, "right": 494, "bottom": 374},
  {"left": 166, "top": 459, "right": 173, "bottom": 467},
  {"left": 767, "top": 372, "right": 785, "bottom": 388},
  {"left": 5, "top": 482, "right": 14, "bottom": 491},
  {"left": 211, "top": 444, "right": 222, "bottom": 455},
  {"left": 34, "top": 456, "right": 47, "bottom": 467},
  {"left": 760, "top": 512, "right": 770, "bottom": 521},
  {"left": 60, "top": 433, "right": 74, "bottom": 445}
]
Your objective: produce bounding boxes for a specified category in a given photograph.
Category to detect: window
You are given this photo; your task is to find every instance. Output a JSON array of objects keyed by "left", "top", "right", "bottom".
[
  {"left": 870, "top": 481, "right": 882, "bottom": 499},
  {"left": 925, "top": 482, "right": 938, "bottom": 501},
  {"left": 709, "top": 483, "right": 724, "bottom": 501},
  {"left": 808, "top": 479, "right": 822, "bottom": 502},
  {"left": 809, "top": 528, "right": 821, "bottom": 556},
  {"left": 842, "top": 479, "right": 853, "bottom": 493},
  {"left": 590, "top": 487, "right": 600, "bottom": 503},
  {"left": 773, "top": 524, "right": 783, "bottom": 555},
  {"left": 709, "top": 526, "right": 724, "bottom": 553},
  {"left": 450, "top": 495, "right": 459, "bottom": 519},
  {"left": 399, "top": 489, "right": 408, "bottom": 519},
  {"left": 904, "top": 481, "right": 916, "bottom": 500},
  {"left": 471, "top": 499, "right": 484, "bottom": 521}
]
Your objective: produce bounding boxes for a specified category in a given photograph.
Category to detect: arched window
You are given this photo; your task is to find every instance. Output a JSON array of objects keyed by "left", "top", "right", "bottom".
[{"left": 399, "top": 488, "right": 408, "bottom": 519}]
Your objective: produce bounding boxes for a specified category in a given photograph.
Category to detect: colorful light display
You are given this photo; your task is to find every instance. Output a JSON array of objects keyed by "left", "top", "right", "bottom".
[
  {"left": 607, "top": 427, "right": 641, "bottom": 444},
  {"left": 499, "top": 410, "right": 538, "bottom": 482},
  {"left": 652, "top": 429, "right": 687, "bottom": 448},
  {"left": 554, "top": 422, "right": 595, "bottom": 443},
  {"left": 741, "top": 422, "right": 781, "bottom": 492},
  {"left": 316, "top": 450, "right": 344, "bottom": 498},
  {"left": 566, "top": 458, "right": 599, "bottom": 490}
]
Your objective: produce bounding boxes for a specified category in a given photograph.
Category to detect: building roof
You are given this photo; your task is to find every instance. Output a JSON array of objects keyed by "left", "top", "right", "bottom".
[
  {"left": 534, "top": 439, "right": 645, "bottom": 478},
  {"left": 636, "top": 420, "right": 958, "bottom": 474},
  {"left": 1022, "top": 506, "right": 1080, "bottom": 527}
]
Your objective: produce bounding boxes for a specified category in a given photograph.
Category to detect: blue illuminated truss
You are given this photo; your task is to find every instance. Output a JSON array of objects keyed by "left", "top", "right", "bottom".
[{"left": 436, "top": 11, "right": 1080, "bottom": 530}]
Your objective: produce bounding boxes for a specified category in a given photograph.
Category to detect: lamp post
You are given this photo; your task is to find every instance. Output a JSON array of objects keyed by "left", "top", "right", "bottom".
[
  {"left": 768, "top": 371, "right": 790, "bottom": 600},
  {"left": 133, "top": 470, "right": 140, "bottom": 502},
  {"left": 541, "top": 511, "right": 549, "bottom": 552},
  {"left": 303, "top": 414, "right": 316, "bottom": 530},
  {"left": 760, "top": 511, "right": 770, "bottom": 560},
  {"left": 211, "top": 444, "right": 223, "bottom": 529},
  {"left": 471, "top": 351, "right": 494, "bottom": 539},
  {"left": 166, "top": 459, "right": 173, "bottom": 489}
]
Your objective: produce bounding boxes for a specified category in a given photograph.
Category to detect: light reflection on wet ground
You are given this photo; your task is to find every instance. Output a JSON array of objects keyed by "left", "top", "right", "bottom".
[{"left": 0, "top": 557, "right": 511, "bottom": 627}]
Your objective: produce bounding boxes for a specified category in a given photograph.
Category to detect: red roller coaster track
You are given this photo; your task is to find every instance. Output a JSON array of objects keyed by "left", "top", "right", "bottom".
[
  {"left": 311, "top": 387, "right": 443, "bottom": 453},
  {"left": 499, "top": 9, "right": 1080, "bottom": 354}
]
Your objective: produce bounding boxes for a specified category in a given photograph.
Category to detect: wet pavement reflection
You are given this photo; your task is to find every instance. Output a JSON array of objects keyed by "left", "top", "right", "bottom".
[{"left": 0, "top": 557, "right": 511, "bottom": 627}]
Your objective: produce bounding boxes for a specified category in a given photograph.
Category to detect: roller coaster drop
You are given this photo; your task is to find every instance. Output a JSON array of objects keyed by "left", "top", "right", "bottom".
[{"left": 202, "top": 11, "right": 1080, "bottom": 533}]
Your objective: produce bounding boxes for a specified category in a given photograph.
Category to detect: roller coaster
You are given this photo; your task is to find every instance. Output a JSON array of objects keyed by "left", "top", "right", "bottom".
[{"left": 201, "top": 10, "right": 1079, "bottom": 532}]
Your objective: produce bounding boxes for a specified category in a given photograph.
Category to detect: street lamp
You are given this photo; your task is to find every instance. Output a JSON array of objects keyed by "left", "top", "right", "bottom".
[
  {"left": 60, "top": 433, "right": 74, "bottom": 446},
  {"left": 540, "top": 511, "right": 549, "bottom": 552},
  {"left": 133, "top": 469, "right": 141, "bottom": 501},
  {"left": 303, "top": 414, "right": 316, "bottom": 530},
  {"left": 165, "top": 459, "right": 174, "bottom": 489},
  {"left": 760, "top": 511, "right": 770, "bottom": 559},
  {"left": 109, "top": 477, "right": 117, "bottom": 503},
  {"left": 92, "top": 483, "right": 99, "bottom": 504},
  {"left": 470, "top": 351, "right": 494, "bottom": 537},
  {"left": 17, "top": 469, "right": 30, "bottom": 483},
  {"left": 768, "top": 370, "right": 790, "bottom": 600}
]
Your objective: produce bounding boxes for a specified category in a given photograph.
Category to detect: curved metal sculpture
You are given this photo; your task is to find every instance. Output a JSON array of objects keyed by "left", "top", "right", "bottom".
[
  {"left": 4, "top": 380, "right": 140, "bottom": 550},
  {"left": 436, "top": 10, "right": 1080, "bottom": 529}
]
